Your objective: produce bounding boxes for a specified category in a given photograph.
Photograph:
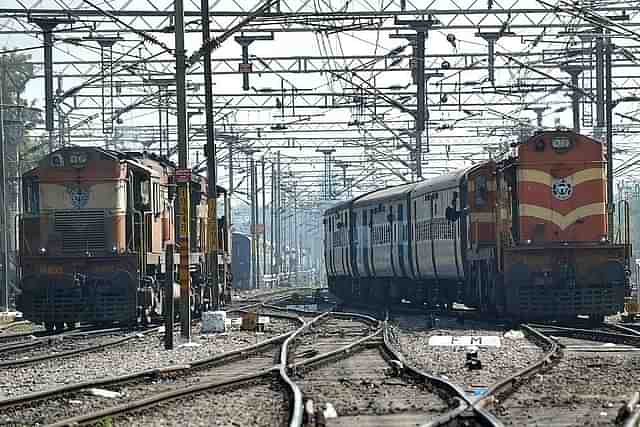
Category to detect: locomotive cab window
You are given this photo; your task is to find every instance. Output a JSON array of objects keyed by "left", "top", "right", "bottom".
[
  {"left": 23, "top": 178, "right": 39, "bottom": 214},
  {"left": 551, "top": 135, "right": 573, "bottom": 152},
  {"left": 152, "top": 182, "right": 161, "bottom": 216},
  {"left": 136, "top": 178, "right": 151, "bottom": 209}
]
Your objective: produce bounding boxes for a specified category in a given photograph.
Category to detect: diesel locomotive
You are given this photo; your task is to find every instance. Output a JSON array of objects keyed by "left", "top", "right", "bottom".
[
  {"left": 324, "top": 130, "right": 631, "bottom": 321},
  {"left": 16, "top": 146, "right": 231, "bottom": 331}
]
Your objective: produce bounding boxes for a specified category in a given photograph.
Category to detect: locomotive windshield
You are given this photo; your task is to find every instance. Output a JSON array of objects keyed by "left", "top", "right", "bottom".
[{"left": 551, "top": 136, "right": 572, "bottom": 150}]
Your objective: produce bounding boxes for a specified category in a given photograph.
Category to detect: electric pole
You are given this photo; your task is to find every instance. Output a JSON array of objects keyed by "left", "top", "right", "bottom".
[
  {"left": 0, "top": 59, "right": 7, "bottom": 312},
  {"left": 393, "top": 16, "right": 440, "bottom": 179},
  {"left": 261, "top": 157, "right": 267, "bottom": 283},
  {"left": 605, "top": 34, "right": 614, "bottom": 241},
  {"left": 201, "top": 0, "right": 219, "bottom": 310},
  {"left": 276, "top": 151, "right": 281, "bottom": 276},
  {"left": 174, "top": 0, "right": 191, "bottom": 339},
  {"left": 29, "top": 17, "right": 74, "bottom": 154},
  {"left": 244, "top": 148, "right": 260, "bottom": 288}
]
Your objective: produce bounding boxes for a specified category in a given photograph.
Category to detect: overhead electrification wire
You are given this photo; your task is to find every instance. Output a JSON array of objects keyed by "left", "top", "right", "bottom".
[
  {"left": 536, "top": 0, "right": 640, "bottom": 43},
  {"left": 0, "top": 45, "right": 45, "bottom": 55},
  {"left": 80, "top": 0, "right": 174, "bottom": 54},
  {"left": 188, "top": 0, "right": 281, "bottom": 67}
]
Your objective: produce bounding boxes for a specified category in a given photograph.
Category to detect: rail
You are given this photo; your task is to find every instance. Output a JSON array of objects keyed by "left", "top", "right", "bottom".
[
  {"left": 383, "top": 321, "right": 500, "bottom": 427},
  {"left": 0, "top": 308, "right": 304, "bottom": 413},
  {"left": 0, "top": 326, "right": 161, "bottom": 369},
  {"left": 283, "top": 310, "right": 381, "bottom": 427},
  {"left": 280, "top": 311, "right": 331, "bottom": 427},
  {"left": 472, "top": 324, "right": 561, "bottom": 417}
]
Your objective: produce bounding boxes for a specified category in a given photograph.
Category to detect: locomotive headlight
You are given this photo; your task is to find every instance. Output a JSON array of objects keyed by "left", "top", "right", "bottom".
[
  {"left": 39, "top": 247, "right": 47, "bottom": 255},
  {"left": 112, "top": 245, "right": 118, "bottom": 254},
  {"left": 600, "top": 236, "right": 608, "bottom": 244},
  {"left": 525, "top": 239, "right": 532, "bottom": 245}
]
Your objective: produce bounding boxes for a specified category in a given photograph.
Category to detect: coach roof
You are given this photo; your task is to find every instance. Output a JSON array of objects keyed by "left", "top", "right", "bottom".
[{"left": 353, "top": 182, "right": 417, "bottom": 208}]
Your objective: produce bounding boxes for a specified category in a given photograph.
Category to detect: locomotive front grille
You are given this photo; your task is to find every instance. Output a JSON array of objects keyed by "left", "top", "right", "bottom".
[{"left": 55, "top": 210, "right": 106, "bottom": 253}]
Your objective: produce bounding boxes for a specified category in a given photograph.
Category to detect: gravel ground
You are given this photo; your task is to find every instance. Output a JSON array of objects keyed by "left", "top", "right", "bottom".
[
  {"left": 2, "top": 348, "right": 282, "bottom": 426},
  {"left": 0, "top": 316, "right": 296, "bottom": 401},
  {"left": 389, "top": 315, "right": 543, "bottom": 389},
  {"left": 493, "top": 351, "right": 640, "bottom": 426},
  {"left": 106, "top": 379, "right": 289, "bottom": 427},
  {"left": 0, "top": 331, "right": 135, "bottom": 362}
]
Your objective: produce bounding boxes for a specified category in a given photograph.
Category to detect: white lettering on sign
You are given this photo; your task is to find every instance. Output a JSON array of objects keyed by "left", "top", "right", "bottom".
[{"left": 428, "top": 335, "right": 501, "bottom": 347}]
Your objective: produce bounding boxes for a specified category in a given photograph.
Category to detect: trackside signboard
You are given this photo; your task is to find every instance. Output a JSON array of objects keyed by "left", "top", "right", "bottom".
[{"left": 175, "top": 168, "right": 191, "bottom": 183}]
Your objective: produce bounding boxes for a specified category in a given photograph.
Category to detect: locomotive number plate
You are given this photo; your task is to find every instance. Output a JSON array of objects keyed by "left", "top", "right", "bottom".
[{"left": 93, "top": 264, "right": 114, "bottom": 273}]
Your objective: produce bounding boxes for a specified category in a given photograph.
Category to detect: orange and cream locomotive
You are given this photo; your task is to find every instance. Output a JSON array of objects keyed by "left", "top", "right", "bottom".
[{"left": 17, "top": 147, "right": 231, "bottom": 331}]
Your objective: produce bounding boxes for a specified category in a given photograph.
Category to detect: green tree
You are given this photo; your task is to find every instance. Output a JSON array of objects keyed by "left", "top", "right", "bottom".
[
  {"left": 1, "top": 49, "right": 45, "bottom": 308},
  {"left": 1, "top": 49, "right": 45, "bottom": 174}
]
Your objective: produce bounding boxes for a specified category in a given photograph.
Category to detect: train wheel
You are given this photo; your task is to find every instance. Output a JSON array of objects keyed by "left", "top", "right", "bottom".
[
  {"left": 55, "top": 322, "right": 65, "bottom": 333},
  {"left": 45, "top": 322, "right": 54, "bottom": 333}
]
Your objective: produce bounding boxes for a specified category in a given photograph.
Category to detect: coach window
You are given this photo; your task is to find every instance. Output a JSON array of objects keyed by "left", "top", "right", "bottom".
[
  {"left": 398, "top": 204, "right": 404, "bottom": 240},
  {"left": 476, "top": 175, "right": 488, "bottom": 207}
]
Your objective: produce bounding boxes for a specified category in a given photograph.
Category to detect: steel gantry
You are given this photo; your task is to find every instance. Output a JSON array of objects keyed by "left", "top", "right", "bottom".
[{"left": 2, "top": 0, "right": 640, "bottom": 292}]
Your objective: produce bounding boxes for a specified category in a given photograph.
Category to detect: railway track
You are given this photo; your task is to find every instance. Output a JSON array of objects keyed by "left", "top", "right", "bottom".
[
  {"left": 0, "top": 309, "right": 304, "bottom": 426},
  {"left": 41, "top": 309, "right": 365, "bottom": 426},
  {"left": 0, "top": 326, "right": 160, "bottom": 370},
  {"left": 0, "top": 329, "right": 47, "bottom": 346},
  {"left": 528, "top": 323, "right": 640, "bottom": 351},
  {"left": 376, "top": 312, "right": 564, "bottom": 427},
  {"left": 401, "top": 319, "right": 639, "bottom": 426},
  {"left": 0, "top": 327, "right": 69, "bottom": 346},
  {"left": 486, "top": 323, "right": 640, "bottom": 426},
  {"left": 281, "top": 309, "right": 505, "bottom": 427},
  {"left": 15, "top": 293, "right": 633, "bottom": 426},
  {"left": 0, "top": 287, "right": 313, "bottom": 370},
  {"left": 286, "top": 314, "right": 459, "bottom": 426},
  {"left": 10, "top": 307, "right": 385, "bottom": 426}
]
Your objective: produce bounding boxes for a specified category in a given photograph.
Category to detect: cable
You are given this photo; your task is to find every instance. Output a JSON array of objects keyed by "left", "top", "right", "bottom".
[
  {"left": 80, "top": 0, "right": 174, "bottom": 54},
  {"left": 0, "top": 46, "right": 44, "bottom": 55},
  {"left": 188, "top": 0, "right": 281, "bottom": 67}
]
